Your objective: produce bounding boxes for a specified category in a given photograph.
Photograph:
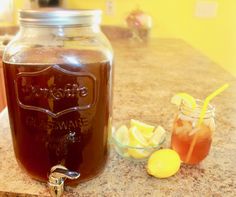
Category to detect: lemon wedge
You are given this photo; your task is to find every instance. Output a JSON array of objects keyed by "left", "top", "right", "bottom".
[
  {"left": 171, "top": 93, "right": 196, "bottom": 110},
  {"left": 127, "top": 127, "right": 150, "bottom": 159},
  {"left": 114, "top": 146, "right": 130, "bottom": 158},
  {"left": 115, "top": 125, "right": 129, "bottom": 145},
  {"left": 129, "top": 126, "right": 148, "bottom": 147},
  {"left": 128, "top": 146, "right": 150, "bottom": 159},
  {"left": 113, "top": 120, "right": 167, "bottom": 160},
  {"left": 148, "top": 126, "right": 166, "bottom": 147},
  {"left": 130, "top": 119, "right": 155, "bottom": 139},
  {"left": 147, "top": 149, "right": 181, "bottom": 178}
]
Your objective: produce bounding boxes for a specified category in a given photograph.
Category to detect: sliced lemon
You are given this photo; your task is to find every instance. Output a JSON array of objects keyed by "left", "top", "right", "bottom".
[
  {"left": 130, "top": 119, "right": 155, "bottom": 139},
  {"left": 115, "top": 125, "right": 129, "bottom": 145},
  {"left": 128, "top": 148, "right": 150, "bottom": 159},
  {"left": 114, "top": 146, "right": 130, "bottom": 158},
  {"left": 129, "top": 126, "right": 148, "bottom": 147},
  {"left": 148, "top": 126, "right": 166, "bottom": 147},
  {"left": 128, "top": 142, "right": 150, "bottom": 159},
  {"left": 171, "top": 93, "right": 196, "bottom": 110},
  {"left": 147, "top": 149, "right": 181, "bottom": 178}
]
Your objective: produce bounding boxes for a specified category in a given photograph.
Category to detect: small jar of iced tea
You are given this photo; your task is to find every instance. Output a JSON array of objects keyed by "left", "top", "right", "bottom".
[
  {"left": 171, "top": 100, "right": 215, "bottom": 164},
  {"left": 3, "top": 9, "right": 113, "bottom": 185}
]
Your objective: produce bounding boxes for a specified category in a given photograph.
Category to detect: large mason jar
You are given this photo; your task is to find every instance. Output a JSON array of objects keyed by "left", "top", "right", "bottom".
[{"left": 3, "top": 9, "right": 113, "bottom": 185}]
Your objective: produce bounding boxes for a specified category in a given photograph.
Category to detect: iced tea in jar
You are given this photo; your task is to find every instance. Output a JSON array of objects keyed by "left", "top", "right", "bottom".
[
  {"left": 171, "top": 100, "right": 215, "bottom": 164},
  {"left": 2, "top": 9, "right": 113, "bottom": 184}
]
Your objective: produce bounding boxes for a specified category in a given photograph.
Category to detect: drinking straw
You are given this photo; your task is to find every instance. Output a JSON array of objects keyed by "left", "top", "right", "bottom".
[{"left": 185, "top": 83, "right": 229, "bottom": 163}]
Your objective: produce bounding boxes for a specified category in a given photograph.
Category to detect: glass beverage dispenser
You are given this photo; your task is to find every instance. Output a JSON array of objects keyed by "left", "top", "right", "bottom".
[{"left": 2, "top": 9, "right": 113, "bottom": 194}]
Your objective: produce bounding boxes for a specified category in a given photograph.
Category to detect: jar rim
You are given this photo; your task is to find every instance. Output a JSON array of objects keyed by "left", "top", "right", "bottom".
[
  {"left": 19, "top": 9, "right": 102, "bottom": 26},
  {"left": 180, "top": 99, "right": 215, "bottom": 119}
]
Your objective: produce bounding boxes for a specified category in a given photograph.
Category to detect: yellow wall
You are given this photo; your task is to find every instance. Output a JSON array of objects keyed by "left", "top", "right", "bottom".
[
  {"left": 65, "top": 0, "right": 236, "bottom": 76},
  {"left": 2, "top": 0, "right": 236, "bottom": 76},
  {"left": 177, "top": 0, "right": 236, "bottom": 77},
  {"left": 65, "top": 0, "right": 184, "bottom": 38}
]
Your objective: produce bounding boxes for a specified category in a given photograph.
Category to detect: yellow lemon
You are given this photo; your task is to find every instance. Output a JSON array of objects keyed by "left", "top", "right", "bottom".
[
  {"left": 148, "top": 126, "right": 166, "bottom": 147},
  {"left": 147, "top": 149, "right": 181, "bottom": 178},
  {"left": 171, "top": 93, "right": 196, "bottom": 110},
  {"left": 115, "top": 125, "right": 129, "bottom": 145},
  {"left": 129, "top": 126, "right": 148, "bottom": 147},
  {"left": 130, "top": 119, "right": 155, "bottom": 139}
]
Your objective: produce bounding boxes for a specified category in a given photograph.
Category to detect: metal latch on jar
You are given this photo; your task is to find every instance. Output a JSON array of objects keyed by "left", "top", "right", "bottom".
[{"left": 48, "top": 165, "right": 80, "bottom": 197}]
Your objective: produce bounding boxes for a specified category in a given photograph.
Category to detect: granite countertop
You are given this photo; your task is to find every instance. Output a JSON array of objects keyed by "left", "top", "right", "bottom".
[{"left": 0, "top": 38, "right": 236, "bottom": 197}]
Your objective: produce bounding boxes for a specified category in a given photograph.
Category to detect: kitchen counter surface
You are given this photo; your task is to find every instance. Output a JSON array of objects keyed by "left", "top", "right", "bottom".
[{"left": 0, "top": 38, "right": 236, "bottom": 196}]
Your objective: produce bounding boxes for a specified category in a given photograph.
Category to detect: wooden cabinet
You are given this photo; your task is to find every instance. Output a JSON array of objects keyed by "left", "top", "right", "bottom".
[
  {"left": 0, "top": 57, "right": 7, "bottom": 112},
  {"left": 0, "top": 27, "right": 18, "bottom": 112}
]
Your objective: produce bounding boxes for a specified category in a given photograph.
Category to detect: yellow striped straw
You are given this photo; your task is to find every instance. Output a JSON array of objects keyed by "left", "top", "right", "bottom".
[{"left": 185, "top": 83, "right": 229, "bottom": 163}]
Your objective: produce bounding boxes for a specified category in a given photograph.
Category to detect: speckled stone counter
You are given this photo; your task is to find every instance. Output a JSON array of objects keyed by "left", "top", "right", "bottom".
[{"left": 0, "top": 38, "right": 236, "bottom": 197}]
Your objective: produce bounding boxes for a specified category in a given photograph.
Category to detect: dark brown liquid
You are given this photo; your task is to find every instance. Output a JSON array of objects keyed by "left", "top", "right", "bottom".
[{"left": 3, "top": 51, "right": 112, "bottom": 184}]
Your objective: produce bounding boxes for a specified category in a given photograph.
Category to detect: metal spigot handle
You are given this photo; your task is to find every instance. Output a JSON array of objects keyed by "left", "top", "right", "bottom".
[{"left": 48, "top": 165, "right": 80, "bottom": 197}]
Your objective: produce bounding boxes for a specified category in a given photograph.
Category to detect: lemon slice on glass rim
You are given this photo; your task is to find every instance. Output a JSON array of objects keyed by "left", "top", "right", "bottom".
[{"left": 171, "top": 92, "right": 196, "bottom": 110}]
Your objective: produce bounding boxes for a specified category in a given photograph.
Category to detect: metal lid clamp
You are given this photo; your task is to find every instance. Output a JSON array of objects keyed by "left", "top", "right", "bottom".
[
  {"left": 19, "top": 9, "right": 102, "bottom": 26},
  {"left": 48, "top": 165, "right": 80, "bottom": 197}
]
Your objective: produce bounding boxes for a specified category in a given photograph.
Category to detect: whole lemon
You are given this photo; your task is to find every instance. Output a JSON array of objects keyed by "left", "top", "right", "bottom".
[{"left": 147, "top": 149, "right": 181, "bottom": 178}]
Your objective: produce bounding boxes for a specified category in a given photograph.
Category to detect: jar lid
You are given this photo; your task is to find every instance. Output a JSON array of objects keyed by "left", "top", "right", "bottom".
[{"left": 19, "top": 9, "right": 102, "bottom": 26}]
